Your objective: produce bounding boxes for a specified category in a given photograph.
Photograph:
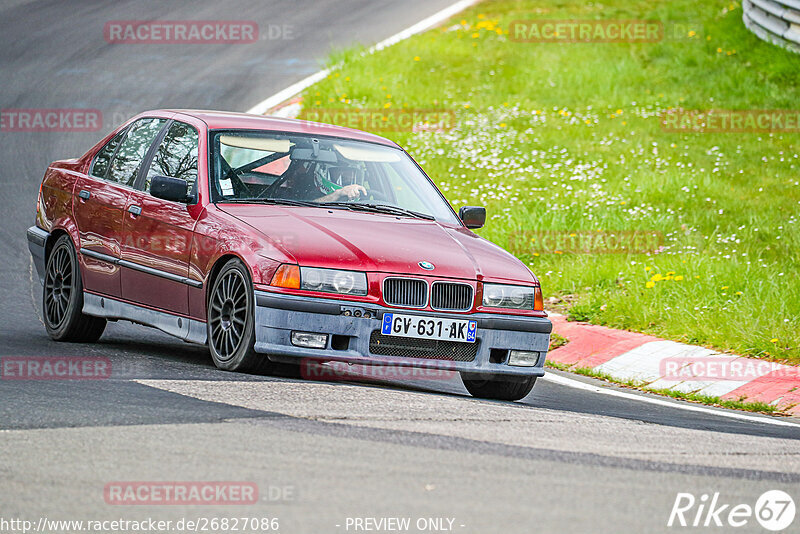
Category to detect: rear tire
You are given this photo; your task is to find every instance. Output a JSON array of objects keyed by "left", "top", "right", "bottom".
[
  {"left": 460, "top": 373, "right": 536, "bottom": 401},
  {"left": 43, "top": 235, "right": 106, "bottom": 342},
  {"left": 207, "top": 259, "right": 274, "bottom": 373}
]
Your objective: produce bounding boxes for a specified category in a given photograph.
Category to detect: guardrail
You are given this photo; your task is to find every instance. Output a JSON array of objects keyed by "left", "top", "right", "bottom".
[{"left": 742, "top": 0, "right": 800, "bottom": 53}]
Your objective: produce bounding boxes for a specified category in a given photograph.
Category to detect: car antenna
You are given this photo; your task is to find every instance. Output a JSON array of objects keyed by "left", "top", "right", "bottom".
[{"left": 311, "top": 138, "right": 320, "bottom": 158}]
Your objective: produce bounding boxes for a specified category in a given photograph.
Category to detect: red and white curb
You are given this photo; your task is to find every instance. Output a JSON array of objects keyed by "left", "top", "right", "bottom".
[{"left": 548, "top": 314, "right": 800, "bottom": 415}]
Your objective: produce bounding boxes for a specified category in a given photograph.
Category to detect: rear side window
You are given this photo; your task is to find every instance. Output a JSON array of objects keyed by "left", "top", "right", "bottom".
[
  {"left": 90, "top": 128, "right": 127, "bottom": 179},
  {"left": 143, "top": 121, "right": 199, "bottom": 194},
  {"left": 106, "top": 118, "right": 167, "bottom": 187}
]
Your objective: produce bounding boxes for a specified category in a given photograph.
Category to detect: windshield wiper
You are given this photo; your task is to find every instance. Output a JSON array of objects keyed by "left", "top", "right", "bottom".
[
  {"left": 216, "top": 198, "right": 321, "bottom": 208},
  {"left": 319, "top": 201, "right": 435, "bottom": 220}
]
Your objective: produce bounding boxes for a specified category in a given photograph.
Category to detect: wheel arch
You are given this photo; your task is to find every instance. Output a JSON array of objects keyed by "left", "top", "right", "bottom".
[
  {"left": 45, "top": 228, "right": 73, "bottom": 263},
  {"left": 205, "top": 253, "right": 253, "bottom": 307}
]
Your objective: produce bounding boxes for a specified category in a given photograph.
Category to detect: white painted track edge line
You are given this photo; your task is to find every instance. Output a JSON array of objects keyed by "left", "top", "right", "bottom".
[
  {"left": 245, "top": 0, "right": 480, "bottom": 115},
  {"left": 541, "top": 372, "right": 799, "bottom": 428}
]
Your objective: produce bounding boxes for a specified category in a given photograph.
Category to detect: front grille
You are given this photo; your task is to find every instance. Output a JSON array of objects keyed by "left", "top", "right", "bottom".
[
  {"left": 369, "top": 330, "right": 479, "bottom": 362},
  {"left": 431, "top": 282, "right": 474, "bottom": 311},
  {"left": 383, "top": 278, "right": 427, "bottom": 308}
]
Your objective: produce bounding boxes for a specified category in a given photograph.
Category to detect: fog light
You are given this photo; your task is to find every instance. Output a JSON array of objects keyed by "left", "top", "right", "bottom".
[
  {"left": 291, "top": 331, "right": 328, "bottom": 349},
  {"left": 508, "top": 350, "right": 540, "bottom": 367}
]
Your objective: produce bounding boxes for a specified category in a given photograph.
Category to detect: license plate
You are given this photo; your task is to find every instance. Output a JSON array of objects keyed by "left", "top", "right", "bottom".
[{"left": 381, "top": 313, "right": 477, "bottom": 343}]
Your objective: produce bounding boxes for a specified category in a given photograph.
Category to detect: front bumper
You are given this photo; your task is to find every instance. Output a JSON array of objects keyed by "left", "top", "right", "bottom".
[{"left": 254, "top": 290, "right": 551, "bottom": 377}]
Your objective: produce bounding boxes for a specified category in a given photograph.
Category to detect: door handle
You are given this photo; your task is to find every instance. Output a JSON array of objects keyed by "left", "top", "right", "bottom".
[
  {"left": 78, "top": 190, "right": 91, "bottom": 200},
  {"left": 128, "top": 205, "right": 142, "bottom": 217}
]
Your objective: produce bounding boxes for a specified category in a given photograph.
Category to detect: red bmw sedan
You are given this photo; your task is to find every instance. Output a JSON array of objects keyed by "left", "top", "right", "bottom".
[{"left": 27, "top": 110, "right": 551, "bottom": 400}]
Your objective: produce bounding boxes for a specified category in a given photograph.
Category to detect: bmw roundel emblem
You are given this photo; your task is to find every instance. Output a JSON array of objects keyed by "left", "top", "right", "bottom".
[{"left": 418, "top": 261, "right": 435, "bottom": 271}]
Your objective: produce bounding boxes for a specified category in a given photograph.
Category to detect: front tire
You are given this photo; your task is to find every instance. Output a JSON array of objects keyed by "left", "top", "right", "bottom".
[
  {"left": 43, "top": 235, "right": 106, "bottom": 342},
  {"left": 460, "top": 373, "right": 536, "bottom": 401},
  {"left": 207, "top": 259, "right": 273, "bottom": 373}
]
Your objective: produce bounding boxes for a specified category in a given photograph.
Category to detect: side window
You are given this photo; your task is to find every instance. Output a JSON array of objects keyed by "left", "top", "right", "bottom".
[
  {"left": 90, "top": 128, "right": 127, "bottom": 179},
  {"left": 106, "top": 118, "right": 167, "bottom": 187},
  {"left": 144, "top": 121, "right": 199, "bottom": 194}
]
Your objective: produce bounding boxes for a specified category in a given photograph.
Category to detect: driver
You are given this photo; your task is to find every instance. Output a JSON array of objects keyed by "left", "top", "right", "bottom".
[
  {"left": 275, "top": 160, "right": 366, "bottom": 202},
  {"left": 316, "top": 166, "right": 367, "bottom": 202}
]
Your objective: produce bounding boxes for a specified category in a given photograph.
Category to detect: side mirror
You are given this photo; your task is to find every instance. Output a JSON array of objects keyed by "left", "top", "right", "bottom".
[
  {"left": 150, "top": 175, "right": 189, "bottom": 203},
  {"left": 459, "top": 206, "right": 486, "bottom": 229}
]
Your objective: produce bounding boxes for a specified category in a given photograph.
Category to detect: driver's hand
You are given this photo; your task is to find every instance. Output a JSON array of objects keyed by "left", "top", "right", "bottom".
[{"left": 333, "top": 184, "right": 367, "bottom": 200}]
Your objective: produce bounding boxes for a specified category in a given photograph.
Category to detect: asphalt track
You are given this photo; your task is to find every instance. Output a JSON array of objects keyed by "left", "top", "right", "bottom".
[{"left": 0, "top": 2, "right": 798, "bottom": 533}]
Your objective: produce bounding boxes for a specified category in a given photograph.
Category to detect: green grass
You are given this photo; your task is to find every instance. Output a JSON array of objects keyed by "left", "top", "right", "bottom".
[
  {"left": 545, "top": 360, "right": 784, "bottom": 415},
  {"left": 300, "top": 0, "right": 800, "bottom": 364},
  {"left": 548, "top": 332, "right": 568, "bottom": 351}
]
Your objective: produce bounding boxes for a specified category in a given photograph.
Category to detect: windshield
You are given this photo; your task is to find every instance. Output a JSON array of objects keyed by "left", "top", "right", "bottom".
[{"left": 210, "top": 131, "right": 459, "bottom": 224}]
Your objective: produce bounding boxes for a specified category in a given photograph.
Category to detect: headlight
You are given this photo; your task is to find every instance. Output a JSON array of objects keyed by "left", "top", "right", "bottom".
[
  {"left": 300, "top": 267, "right": 367, "bottom": 296},
  {"left": 482, "top": 283, "right": 542, "bottom": 310}
]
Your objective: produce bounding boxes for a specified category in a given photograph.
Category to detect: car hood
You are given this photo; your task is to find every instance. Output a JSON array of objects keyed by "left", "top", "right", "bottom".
[{"left": 219, "top": 205, "right": 536, "bottom": 284}]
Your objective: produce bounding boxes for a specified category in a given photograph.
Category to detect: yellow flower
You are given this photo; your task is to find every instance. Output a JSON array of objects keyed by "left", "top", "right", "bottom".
[
  {"left": 770, "top": 338, "right": 778, "bottom": 343},
  {"left": 414, "top": 56, "right": 420, "bottom": 61},
  {"left": 616, "top": 109, "right": 623, "bottom": 114},
  {"left": 500, "top": 123, "right": 507, "bottom": 128},
  {"left": 533, "top": 253, "right": 540, "bottom": 257},
  {"left": 736, "top": 291, "right": 742, "bottom": 295},
  {"left": 646, "top": 281, "right": 655, "bottom": 288},
  {"left": 620, "top": 201, "right": 627, "bottom": 205},
  {"left": 666, "top": 271, "right": 675, "bottom": 276},
  {"left": 695, "top": 275, "right": 700, "bottom": 279},
  {"left": 463, "top": 104, "right": 470, "bottom": 109},
  {"left": 471, "top": 32, "right": 480, "bottom": 38},
  {"left": 688, "top": 30, "right": 696, "bottom": 37},
  {"left": 585, "top": 119, "right": 591, "bottom": 125},
  {"left": 345, "top": 77, "right": 350, "bottom": 81},
  {"left": 721, "top": 285, "right": 729, "bottom": 290},
  {"left": 652, "top": 274, "right": 664, "bottom": 282},
  {"left": 478, "top": 13, "right": 486, "bottom": 19},
  {"left": 503, "top": 102, "right": 510, "bottom": 107},
  {"left": 717, "top": 47, "right": 723, "bottom": 53},
  {"left": 674, "top": 275, "right": 684, "bottom": 281},
  {"left": 383, "top": 102, "right": 392, "bottom": 109},
  {"left": 645, "top": 266, "right": 652, "bottom": 271}
]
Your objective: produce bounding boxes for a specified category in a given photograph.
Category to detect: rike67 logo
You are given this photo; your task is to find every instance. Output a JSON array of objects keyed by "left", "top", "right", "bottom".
[{"left": 668, "top": 490, "right": 795, "bottom": 531}]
